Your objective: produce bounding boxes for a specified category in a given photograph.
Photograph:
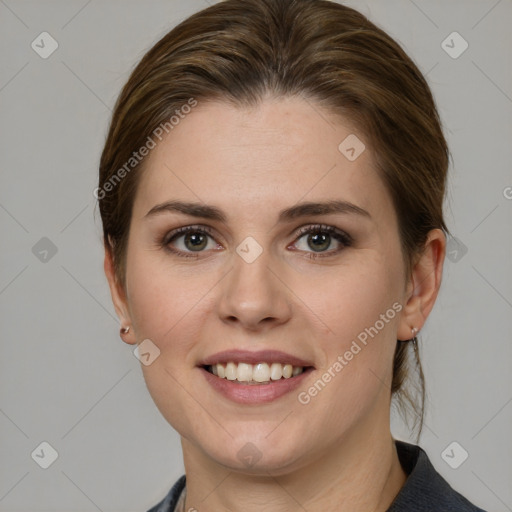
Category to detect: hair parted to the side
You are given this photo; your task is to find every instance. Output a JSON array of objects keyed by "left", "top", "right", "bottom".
[{"left": 97, "top": 0, "right": 450, "bottom": 441}]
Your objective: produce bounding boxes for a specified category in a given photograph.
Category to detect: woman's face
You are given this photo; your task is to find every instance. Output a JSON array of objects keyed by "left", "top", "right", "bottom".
[{"left": 115, "top": 96, "right": 415, "bottom": 472}]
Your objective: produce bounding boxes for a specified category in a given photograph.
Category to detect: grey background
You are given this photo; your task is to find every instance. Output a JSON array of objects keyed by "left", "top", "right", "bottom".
[{"left": 0, "top": 0, "right": 511, "bottom": 510}]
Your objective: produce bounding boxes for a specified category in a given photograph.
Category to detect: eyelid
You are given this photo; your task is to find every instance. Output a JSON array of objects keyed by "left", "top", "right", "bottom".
[
  {"left": 161, "top": 223, "right": 352, "bottom": 257},
  {"left": 161, "top": 224, "right": 221, "bottom": 257},
  {"left": 162, "top": 224, "right": 215, "bottom": 242},
  {"left": 292, "top": 223, "right": 353, "bottom": 244},
  {"left": 289, "top": 223, "right": 353, "bottom": 259}
]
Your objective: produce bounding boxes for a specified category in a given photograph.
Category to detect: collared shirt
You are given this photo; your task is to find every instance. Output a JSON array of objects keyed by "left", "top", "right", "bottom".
[{"left": 147, "top": 440, "right": 488, "bottom": 511}]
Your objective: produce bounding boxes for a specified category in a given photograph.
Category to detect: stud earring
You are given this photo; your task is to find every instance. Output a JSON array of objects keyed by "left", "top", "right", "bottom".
[{"left": 120, "top": 325, "right": 130, "bottom": 335}]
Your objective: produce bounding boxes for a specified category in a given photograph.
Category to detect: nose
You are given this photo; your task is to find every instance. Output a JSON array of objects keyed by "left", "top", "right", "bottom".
[{"left": 216, "top": 247, "right": 293, "bottom": 332}]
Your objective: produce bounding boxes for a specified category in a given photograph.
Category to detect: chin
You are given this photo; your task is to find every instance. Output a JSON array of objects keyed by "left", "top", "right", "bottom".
[{"left": 194, "top": 429, "right": 314, "bottom": 475}]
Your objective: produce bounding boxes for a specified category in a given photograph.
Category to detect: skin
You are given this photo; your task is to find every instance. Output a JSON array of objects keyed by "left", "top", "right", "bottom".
[{"left": 104, "top": 95, "right": 446, "bottom": 512}]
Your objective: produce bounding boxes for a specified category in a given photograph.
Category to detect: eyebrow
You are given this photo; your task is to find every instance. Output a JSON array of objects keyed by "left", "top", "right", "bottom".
[{"left": 144, "top": 200, "right": 371, "bottom": 223}]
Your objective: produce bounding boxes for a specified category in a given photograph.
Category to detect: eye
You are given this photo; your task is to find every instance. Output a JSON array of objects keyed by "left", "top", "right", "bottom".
[
  {"left": 160, "top": 223, "right": 352, "bottom": 259},
  {"left": 161, "top": 226, "right": 220, "bottom": 258},
  {"left": 291, "top": 224, "right": 352, "bottom": 259}
]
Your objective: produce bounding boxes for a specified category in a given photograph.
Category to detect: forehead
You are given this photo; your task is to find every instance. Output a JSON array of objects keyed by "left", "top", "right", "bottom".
[{"left": 132, "top": 96, "right": 392, "bottom": 224}]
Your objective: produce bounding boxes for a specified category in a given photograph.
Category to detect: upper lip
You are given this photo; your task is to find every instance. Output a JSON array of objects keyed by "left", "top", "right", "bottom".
[{"left": 199, "top": 349, "right": 314, "bottom": 368}]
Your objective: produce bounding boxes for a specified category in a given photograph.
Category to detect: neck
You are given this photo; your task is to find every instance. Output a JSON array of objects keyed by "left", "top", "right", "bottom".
[{"left": 181, "top": 409, "right": 407, "bottom": 512}]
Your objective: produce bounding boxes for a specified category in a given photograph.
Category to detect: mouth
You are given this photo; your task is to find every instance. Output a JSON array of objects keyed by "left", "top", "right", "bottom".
[
  {"left": 198, "top": 350, "right": 315, "bottom": 404},
  {"left": 203, "top": 361, "right": 311, "bottom": 385}
]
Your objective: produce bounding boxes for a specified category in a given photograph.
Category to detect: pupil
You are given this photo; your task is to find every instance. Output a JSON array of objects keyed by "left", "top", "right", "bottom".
[
  {"left": 186, "top": 233, "right": 207, "bottom": 251},
  {"left": 309, "top": 233, "right": 330, "bottom": 251}
]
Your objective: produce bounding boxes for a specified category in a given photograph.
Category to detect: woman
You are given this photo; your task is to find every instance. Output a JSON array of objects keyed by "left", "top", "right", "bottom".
[{"left": 97, "top": 0, "right": 488, "bottom": 510}]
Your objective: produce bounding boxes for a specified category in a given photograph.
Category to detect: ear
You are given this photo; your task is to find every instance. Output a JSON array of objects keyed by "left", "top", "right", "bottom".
[
  {"left": 397, "top": 229, "right": 446, "bottom": 341},
  {"left": 104, "top": 244, "right": 136, "bottom": 345}
]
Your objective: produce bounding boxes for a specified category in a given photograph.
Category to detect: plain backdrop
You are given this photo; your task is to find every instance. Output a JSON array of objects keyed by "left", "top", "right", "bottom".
[{"left": 1, "top": 1, "right": 511, "bottom": 511}]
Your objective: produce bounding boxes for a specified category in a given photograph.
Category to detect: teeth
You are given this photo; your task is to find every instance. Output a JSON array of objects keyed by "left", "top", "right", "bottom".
[
  {"left": 292, "top": 366, "right": 302, "bottom": 376},
  {"left": 253, "top": 363, "right": 270, "bottom": 383},
  {"left": 208, "top": 362, "right": 305, "bottom": 383},
  {"left": 225, "top": 362, "right": 237, "bottom": 380},
  {"left": 236, "top": 363, "right": 253, "bottom": 382},
  {"left": 282, "top": 364, "right": 293, "bottom": 378},
  {"left": 270, "top": 362, "right": 282, "bottom": 380}
]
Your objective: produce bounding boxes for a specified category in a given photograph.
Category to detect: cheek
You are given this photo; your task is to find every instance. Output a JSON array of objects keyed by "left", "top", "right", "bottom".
[
  {"left": 300, "top": 250, "right": 403, "bottom": 400},
  {"left": 309, "top": 252, "right": 401, "bottom": 341},
  {"left": 125, "top": 251, "right": 210, "bottom": 356},
  {"left": 125, "top": 254, "right": 217, "bottom": 433},
  {"left": 293, "top": 267, "right": 401, "bottom": 429}
]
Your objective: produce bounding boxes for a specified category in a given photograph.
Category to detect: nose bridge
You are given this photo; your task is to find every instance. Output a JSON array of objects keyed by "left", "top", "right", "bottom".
[{"left": 216, "top": 238, "right": 291, "bottom": 329}]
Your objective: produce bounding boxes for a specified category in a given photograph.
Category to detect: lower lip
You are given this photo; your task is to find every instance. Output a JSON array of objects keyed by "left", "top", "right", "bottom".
[{"left": 199, "top": 367, "right": 313, "bottom": 404}]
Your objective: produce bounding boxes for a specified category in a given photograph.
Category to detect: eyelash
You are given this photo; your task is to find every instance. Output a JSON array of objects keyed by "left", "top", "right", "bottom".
[{"left": 159, "top": 224, "right": 353, "bottom": 260}]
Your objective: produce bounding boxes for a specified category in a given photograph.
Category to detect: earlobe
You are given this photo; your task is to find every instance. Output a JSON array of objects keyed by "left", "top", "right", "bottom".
[
  {"left": 103, "top": 246, "right": 136, "bottom": 345},
  {"left": 397, "top": 229, "right": 446, "bottom": 341}
]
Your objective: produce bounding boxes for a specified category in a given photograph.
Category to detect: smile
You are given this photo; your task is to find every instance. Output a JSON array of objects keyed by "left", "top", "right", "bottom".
[
  {"left": 199, "top": 349, "right": 314, "bottom": 403},
  {"left": 205, "top": 362, "right": 305, "bottom": 384}
]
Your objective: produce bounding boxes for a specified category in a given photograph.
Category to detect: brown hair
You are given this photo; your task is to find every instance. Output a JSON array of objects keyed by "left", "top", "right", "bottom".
[{"left": 97, "top": 0, "right": 450, "bottom": 439}]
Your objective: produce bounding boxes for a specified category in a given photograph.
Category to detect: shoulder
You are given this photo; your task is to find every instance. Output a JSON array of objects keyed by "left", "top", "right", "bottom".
[
  {"left": 146, "top": 474, "right": 186, "bottom": 512},
  {"left": 388, "top": 440, "right": 488, "bottom": 512}
]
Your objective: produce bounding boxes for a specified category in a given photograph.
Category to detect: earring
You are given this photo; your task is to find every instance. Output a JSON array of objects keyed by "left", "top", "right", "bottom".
[
  {"left": 120, "top": 325, "right": 130, "bottom": 335},
  {"left": 410, "top": 326, "right": 420, "bottom": 344},
  {"left": 398, "top": 326, "right": 419, "bottom": 343}
]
